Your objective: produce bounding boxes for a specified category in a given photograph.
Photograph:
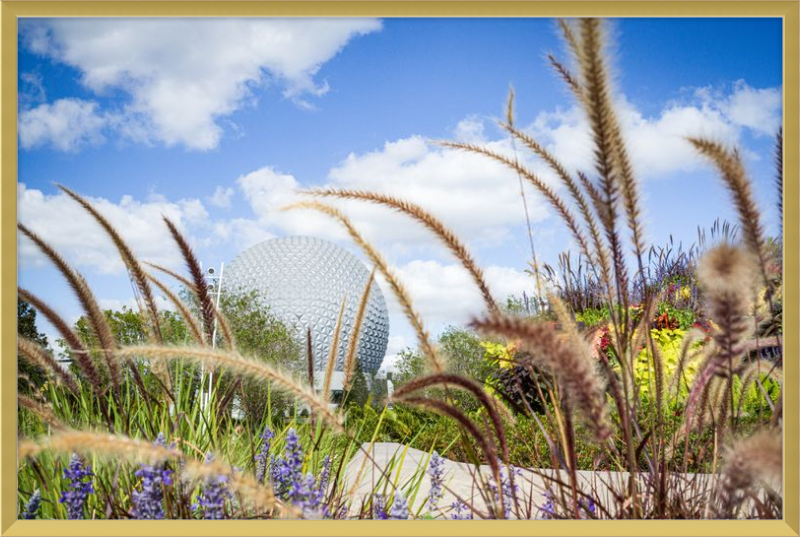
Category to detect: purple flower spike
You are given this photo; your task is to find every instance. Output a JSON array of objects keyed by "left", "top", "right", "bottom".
[
  {"left": 580, "top": 497, "right": 596, "bottom": 518},
  {"left": 450, "top": 498, "right": 473, "bottom": 520},
  {"left": 372, "top": 494, "right": 388, "bottom": 520},
  {"left": 21, "top": 489, "right": 42, "bottom": 520},
  {"left": 254, "top": 426, "right": 274, "bottom": 484},
  {"left": 59, "top": 453, "right": 94, "bottom": 519},
  {"left": 131, "top": 433, "right": 173, "bottom": 520},
  {"left": 389, "top": 491, "right": 409, "bottom": 520},
  {"left": 197, "top": 453, "right": 229, "bottom": 520},
  {"left": 538, "top": 491, "right": 555, "bottom": 520},
  {"left": 273, "top": 429, "right": 304, "bottom": 502},
  {"left": 427, "top": 451, "right": 444, "bottom": 512},
  {"left": 318, "top": 455, "right": 331, "bottom": 493}
]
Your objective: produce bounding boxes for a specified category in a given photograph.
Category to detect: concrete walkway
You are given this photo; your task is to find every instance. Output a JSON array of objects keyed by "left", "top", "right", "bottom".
[{"left": 343, "top": 442, "right": 722, "bottom": 519}]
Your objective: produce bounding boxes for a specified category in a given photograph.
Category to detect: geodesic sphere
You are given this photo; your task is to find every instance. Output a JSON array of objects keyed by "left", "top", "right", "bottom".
[{"left": 223, "top": 236, "right": 389, "bottom": 374}]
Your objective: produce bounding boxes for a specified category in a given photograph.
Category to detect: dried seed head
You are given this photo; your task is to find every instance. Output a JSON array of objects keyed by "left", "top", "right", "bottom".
[
  {"left": 697, "top": 243, "right": 759, "bottom": 297},
  {"left": 722, "top": 428, "right": 782, "bottom": 493}
]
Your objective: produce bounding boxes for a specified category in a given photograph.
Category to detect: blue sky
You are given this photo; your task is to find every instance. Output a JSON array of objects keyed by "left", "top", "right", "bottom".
[{"left": 17, "top": 17, "right": 783, "bottom": 369}]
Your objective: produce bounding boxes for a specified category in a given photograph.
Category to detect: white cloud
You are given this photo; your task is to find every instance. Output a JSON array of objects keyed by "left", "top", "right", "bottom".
[
  {"left": 208, "top": 186, "right": 235, "bottom": 209},
  {"left": 212, "top": 218, "right": 276, "bottom": 251},
  {"left": 18, "top": 98, "right": 106, "bottom": 151},
  {"left": 526, "top": 81, "right": 781, "bottom": 179},
  {"left": 383, "top": 260, "right": 533, "bottom": 328},
  {"left": 18, "top": 183, "right": 210, "bottom": 274},
  {"left": 20, "top": 71, "right": 47, "bottom": 103},
  {"left": 722, "top": 81, "right": 782, "bottom": 136},
  {"left": 236, "top": 165, "right": 350, "bottom": 240},
  {"left": 21, "top": 18, "right": 381, "bottom": 150},
  {"left": 326, "top": 136, "right": 553, "bottom": 246},
  {"left": 232, "top": 136, "right": 558, "bottom": 260}
]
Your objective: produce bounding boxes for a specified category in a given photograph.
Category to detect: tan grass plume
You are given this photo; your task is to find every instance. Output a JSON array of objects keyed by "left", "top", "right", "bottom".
[
  {"left": 20, "top": 429, "right": 179, "bottom": 463},
  {"left": 343, "top": 269, "right": 375, "bottom": 390},
  {"left": 162, "top": 217, "right": 216, "bottom": 345},
  {"left": 282, "top": 200, "right": 442, "bottom": 372},
  {"left": 471, "top": 313, "right": 610, "bottom": 442},
  {"left": 146, "top": 273, "right": 205, "bottom": 345},
  {"left": 117, "top": 345, "right": 344, "bottom": 431},
  {"left": 18, "top": 288, "right": 103, "bottom": 392},
  {"left": 306, "top": 188, "right": 498, "bottom": 314},
  {"left": 57, "top": 185, "right": 164, "bottom": 345},
  {"left": 18, "top": 337, "right": 80, "bottom": 395},
  {"left": 686, "top": 244, "right": 757, "bottom": 423},
  {"left": 17, "top": 224, "right": 121, "bottom": 390},
  {"left": 322, "top": 298, "right": 347, "bottom": 404},
  {"left": 688, "top": 138, "right": 770, "bottom": 289}
]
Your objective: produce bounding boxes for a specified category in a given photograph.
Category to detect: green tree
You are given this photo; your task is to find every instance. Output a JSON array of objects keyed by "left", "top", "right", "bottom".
[
  {"left": 343, "top": 360, "right": 370, "bottom": 409},
  {"left": 217, "top": 290, "right": 300, "bottom": 427},
  {"left": 438, "top": 325, "right": 492, "bottom": 382},
  {"left": 70, "top": 306, "right": 195, "bottom": 397},
  {"left": 18, "top": 298, "right": 50, "bottom": 393},
  {"left": 370, "top": 371, "right": 388, "bottom": 406},
  {"left": 392, "top": 347, "right": 426, "bottom": 386}
]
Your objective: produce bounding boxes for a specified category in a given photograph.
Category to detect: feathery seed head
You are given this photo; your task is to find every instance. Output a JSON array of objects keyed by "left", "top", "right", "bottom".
[{"left": 697, "top": 243, "right": 758, "bottom": 297}]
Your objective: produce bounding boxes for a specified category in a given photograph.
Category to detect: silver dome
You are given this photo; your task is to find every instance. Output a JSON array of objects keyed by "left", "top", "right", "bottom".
[{"left": 224, "top": 236, "right": 389, "bottom": 375}]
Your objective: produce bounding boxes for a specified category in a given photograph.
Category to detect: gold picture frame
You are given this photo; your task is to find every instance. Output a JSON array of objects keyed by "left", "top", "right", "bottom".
[{"left": 2, "top": 2, "right": 797, "bottom": 536}]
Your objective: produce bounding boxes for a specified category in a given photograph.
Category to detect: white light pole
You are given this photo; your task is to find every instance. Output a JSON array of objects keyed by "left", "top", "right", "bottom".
[{"left": 201, "top": 262, "right": 224, "bottom": 419}]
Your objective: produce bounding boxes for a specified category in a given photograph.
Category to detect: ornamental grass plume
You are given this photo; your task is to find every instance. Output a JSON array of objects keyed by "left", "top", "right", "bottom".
[
  {"left": 60, "top": 453, "right": 94, "bottom": 520},
  {"left": 722, "top": 428, "right": 782, "bottom": 494},
  {"left": 470, "top": 314, "right": 610, "bottom": 443},
  {"left": 686, "top": 243, "right": 757, "bottom": 423},
  {"left": 718, "top": 428, "right": 782, "bottom": 517},
  {"left": 131, "top": 433, "right": 173, "bottom": 520}
]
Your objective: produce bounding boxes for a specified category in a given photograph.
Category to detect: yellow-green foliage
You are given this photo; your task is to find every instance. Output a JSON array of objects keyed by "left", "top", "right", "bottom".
[
  {"left": 479, "top": 340, "right": 515, "bottom": 369},
  {"left": 633, "top": 328, "right": 700, "bottom": 400}
]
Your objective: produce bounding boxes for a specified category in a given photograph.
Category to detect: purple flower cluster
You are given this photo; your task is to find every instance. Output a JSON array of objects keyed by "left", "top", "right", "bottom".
[
  {"left": 488, "top": 466, "right": 521, "bottom": 519},
  {"left": 60, "top": 454, "right": 94, "bottom": 519},
  {"left": 450, "top": 498, "right": 473, "bottom": 520},
  {"left": 21, "top": 489, "right": 42, "bottom": 520},
  {"left": 270, "top": 429, "right": 331, "bottom": 518},
  {"left": 272, "top": 429, "right": 304, "bottom": 502},
  {"left": 371, "top": 491, "right": 408, "bottom": 520},
  {"left": 427, "top": 451, "right": 444, "bottom": 512},
  {"left": 388, "top": 491, "right": 409, "bottom": 520},
  {"left": 131, "top": 433, "right": 173, "bottom": 520},
  {"left": 580, "top": 497, "right": 596, "bottom": 518},
  {"left": 537, "top": 491, "right": 597, "bottom": 519},
  {"left": 196, "top": 453, "right": 230, "bottom": 520},
  {"left": 538, "top": 491, "right": 555, "bottom": 519},
  {"left": 254, "top": 426, "right": 274, "bottom": 484},
  {"left": 372, "top": 494, "right": 388, "bottom": 520}
]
